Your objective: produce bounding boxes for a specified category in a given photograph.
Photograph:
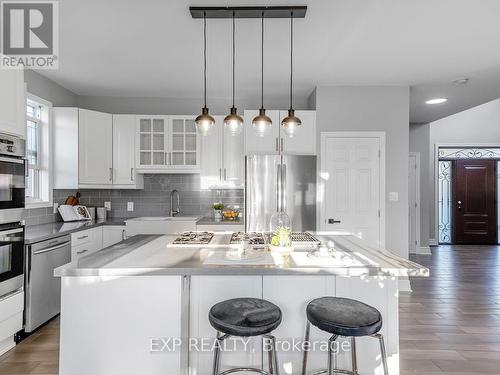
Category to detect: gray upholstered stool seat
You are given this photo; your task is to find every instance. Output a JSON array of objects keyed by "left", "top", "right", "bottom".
[
  {"left": 209, "top": 297, "right": 282, "bottom": 337},
  {"left": 306, "top": 296, "right": 382, "bottom": 337}
]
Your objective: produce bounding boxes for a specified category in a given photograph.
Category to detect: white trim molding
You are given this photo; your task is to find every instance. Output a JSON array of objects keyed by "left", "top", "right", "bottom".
[
  {"left": 399, "top": 277, "right": 412, "bottom": 293},
  {"left": 429, "top": 238, "right": 438, "bottom": 246},
  {"left": 417, "top": 246, "right": 432, "bottom": 255}
]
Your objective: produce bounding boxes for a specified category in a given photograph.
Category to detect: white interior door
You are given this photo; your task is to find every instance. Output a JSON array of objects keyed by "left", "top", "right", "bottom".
[
  {"left": 408, "top": 153, "right": 419, "bottom": 253},
  {"left": 322, "top": 135, "right": 382, "bottom": 246}
]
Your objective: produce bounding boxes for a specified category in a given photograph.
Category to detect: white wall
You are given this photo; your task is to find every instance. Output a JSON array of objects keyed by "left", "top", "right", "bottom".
[
  {"left": 315, "top": 86, "right": 410, "bottom": 258},
  {"left": 409, "top": 123, "right": 431, "bottom": 248},
  {"left": 24, "top": 70, "right": 78, "bottom": 106},
  {"left": 427, "top": 98, "right": 500, "bottom": 242}
]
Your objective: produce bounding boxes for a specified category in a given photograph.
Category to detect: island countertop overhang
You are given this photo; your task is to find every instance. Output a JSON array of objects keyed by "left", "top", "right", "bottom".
[{"left": 55, "top": 232, "right": 429, "bottom": 278}]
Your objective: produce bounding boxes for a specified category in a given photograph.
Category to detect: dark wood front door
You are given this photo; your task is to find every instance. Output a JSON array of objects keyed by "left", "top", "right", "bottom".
[{"left": 453, "top": 159, "right": 497, "bottom": 244}]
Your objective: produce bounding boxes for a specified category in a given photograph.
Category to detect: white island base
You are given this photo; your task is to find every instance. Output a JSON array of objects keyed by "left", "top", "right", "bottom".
[{"left": 60, "top": 274, "right": 399, "bottom": 375}]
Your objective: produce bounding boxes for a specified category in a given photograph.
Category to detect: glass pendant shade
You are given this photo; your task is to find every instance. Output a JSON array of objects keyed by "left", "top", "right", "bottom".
[
  {"left": 281, "top": 109, "right": 301, "bottom": 138},
  {"left": 252, "top": 108, "right": 272, "bottom": 137},
  {"left": 224, "top": 107, "right": 243, "bottom": 135},
  {"left": 195, "top": 107, "right": 215, "bottom": 135}
]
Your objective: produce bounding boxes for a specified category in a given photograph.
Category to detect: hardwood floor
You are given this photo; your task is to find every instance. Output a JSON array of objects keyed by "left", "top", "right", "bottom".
[
  {"left": 1, "top": 244, "right": 499, "bottom": 374},
  {"left": 401, "top": 244, "right": 500, "bottom": 375}
]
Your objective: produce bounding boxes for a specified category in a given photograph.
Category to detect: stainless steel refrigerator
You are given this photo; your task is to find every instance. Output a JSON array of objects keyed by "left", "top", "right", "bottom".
[{"left": 245, "top": 155, "right": 317, "bottom": 232}]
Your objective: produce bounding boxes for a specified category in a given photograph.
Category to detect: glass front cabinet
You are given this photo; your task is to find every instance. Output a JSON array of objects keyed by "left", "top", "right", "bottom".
[{"left": 136, "top": 115, "right": 200, "bottom": 172}]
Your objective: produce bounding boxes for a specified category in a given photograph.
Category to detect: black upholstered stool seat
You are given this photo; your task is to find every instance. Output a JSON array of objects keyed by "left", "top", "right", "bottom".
[
  {"left": 306, "top": 297, "right": 382, "bottom": 337},
  {"left": 209, "top": 298, "right": 282, "bottom": 337}
]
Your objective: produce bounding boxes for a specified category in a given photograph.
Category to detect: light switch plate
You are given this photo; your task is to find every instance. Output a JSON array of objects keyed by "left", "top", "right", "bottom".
[
  {"left": 127, "top": 202, "right": 134, "bottom": 211},
  {"left": 104, "top": 201, "right": 111, "bottom": 210},
  {"left": 389, "top": 192, "right": 399, "bottom": 201}
]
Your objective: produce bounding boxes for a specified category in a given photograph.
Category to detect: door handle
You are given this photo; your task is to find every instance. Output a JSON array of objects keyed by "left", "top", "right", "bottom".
[
  {"left": 33, "top": 241, "right": 71, "bottom": 255},
  {"left": 224, "top": 168, "right": 227, "bottom": 181},
  {"left": 457, "top": 200, "right": 462, "bottom": 210},
  {"left": 109, "top": 168, "right": 113, "bottom": 182},
  {"left": 276, "top": 164, "right": 281, "bottom": 212},
  {"left": 280, "top": 138, "right": 284, "bottom": 153},
  {"left": 76, "top": 249, "right": 88, "bottom": 255},
  {"left": 219, "top": 168, "right": 222, "bottom": 181},
  {"left": 130, "top": 168, "right": 134, "bottom": 181},
  {"left": 328, "top": 219, "right": 341, "bottom": 224},
  {"left": 275, "top": 138, "right": 279, "bottom": 152}
]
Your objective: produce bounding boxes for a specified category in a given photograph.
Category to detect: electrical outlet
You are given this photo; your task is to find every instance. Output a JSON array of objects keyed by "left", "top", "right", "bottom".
[
  {"left": 389, "top": 192, "right": 399, "bottom": 201},
  {"left": 127, "top": 202, "right": 134, "bottom": 211},
  {"left": 104, "top": 201, "right": 111, "bottom": 211},
  {"left": 53, "top": 202, "right": 59, "bottom": 214}
]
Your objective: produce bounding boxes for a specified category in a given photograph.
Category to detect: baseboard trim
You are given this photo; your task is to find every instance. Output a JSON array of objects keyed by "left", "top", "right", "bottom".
[
  {"left": 429, "top": 238, "right": 438, "bottom": 246},
  {"left": 418, "top": 246, "right": 432, "bottom": 255},
  {"left": 398, "top": 277, "right": 412, "bottom": 293},
  {"left": 0, "top": 336, "right": 15, "bottom": 356}
]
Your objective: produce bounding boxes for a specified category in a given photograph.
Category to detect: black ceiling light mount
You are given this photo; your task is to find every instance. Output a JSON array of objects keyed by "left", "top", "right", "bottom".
[{"left": 189, "top": 6, "right": 307, "bottom": 19}]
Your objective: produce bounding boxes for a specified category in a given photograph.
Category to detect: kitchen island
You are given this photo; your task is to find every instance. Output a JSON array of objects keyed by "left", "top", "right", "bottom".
[{"left": 55, "top": 232, "right": 427, "bottom": 375}]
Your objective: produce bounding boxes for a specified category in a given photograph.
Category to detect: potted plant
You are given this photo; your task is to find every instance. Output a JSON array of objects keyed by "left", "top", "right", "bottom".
[{"left": 212, "top": 203, "right": 224, "bottom": 220}]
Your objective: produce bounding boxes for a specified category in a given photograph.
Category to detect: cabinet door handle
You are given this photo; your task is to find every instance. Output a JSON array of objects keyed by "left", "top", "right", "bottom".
[
  {"left": 76, "top": 249, "right": 88, "bottom": 255},
  {"left": 224, "top": 168, "right": 227, "bottom": 181},
  {"left": 77, "top": 235, "right": 89, "bottom": 240},
  {"left": 275, "top": 138, "right": 279, "bottom": 152},
  {"left": 130, "top": 168, "right": 134, "bottom": 181},
  {"left": 219, "top": 168, "right": 222, "bottom": 181},
  {"left": 109, "top": 168, "right": 113, "bottom": 182},
  {"left": 280, "top": 138, "right": 284, "bottom": 153}
]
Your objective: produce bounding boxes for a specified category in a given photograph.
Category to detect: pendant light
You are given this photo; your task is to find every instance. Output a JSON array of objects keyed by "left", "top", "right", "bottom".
[
  {"left": 195, "top": 12, "right": 215, "bottom": 136},
  {"left": 281, "top": 11, "right": 301, "bottom": 137},
  {"left": 223, "top": 12, "right": 243, "bottom": 136},
  {"left": 252, "top": 12, "right": 272, "bottom": 137}
]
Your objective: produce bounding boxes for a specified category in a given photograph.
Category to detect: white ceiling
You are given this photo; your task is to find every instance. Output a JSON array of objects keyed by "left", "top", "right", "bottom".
[{"left": 38, "top": 0, "right": 500, "bottom": 123}]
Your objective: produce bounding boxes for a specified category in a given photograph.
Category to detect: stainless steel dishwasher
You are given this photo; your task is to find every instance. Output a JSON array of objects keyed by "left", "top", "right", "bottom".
[{"left": 25, "top": 235, "right": 71, "bottom": 332}]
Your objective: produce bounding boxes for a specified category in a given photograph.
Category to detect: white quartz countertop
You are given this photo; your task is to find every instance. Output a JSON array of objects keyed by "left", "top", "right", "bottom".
[{"left": 54, "top": 232, "right": 428, "bottom": 278}]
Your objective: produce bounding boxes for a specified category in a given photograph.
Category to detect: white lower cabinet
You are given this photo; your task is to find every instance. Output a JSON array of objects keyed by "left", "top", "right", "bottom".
[
  {"left": 0, "top": 290, "right": 23, "bottom": 356},
  {"left": 262, "top": 276, "right": 335, "bottom": 375},
  {"left": 102, "top": 225, "right": 125, "bottom": 248},
  {"left": 70, "top": 227, "right": 103, "bottom": 261},
  {"left": 189, "top": 276, "right": 262, "bottom": 375}
]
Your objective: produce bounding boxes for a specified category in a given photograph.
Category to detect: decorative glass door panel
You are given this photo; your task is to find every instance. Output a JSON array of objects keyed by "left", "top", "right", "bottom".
[
  {"left": 138, "top": 117, "right": 167, "bottom": 167},
  {"left": 170, "top": 118, "right": 198, "bottom": 166}
]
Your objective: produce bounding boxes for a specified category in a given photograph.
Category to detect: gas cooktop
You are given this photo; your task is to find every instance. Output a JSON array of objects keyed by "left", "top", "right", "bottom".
[
  {"left": 172, "top": 231, "right": 214, "bottom": 245},
  {"left": 230, "top": 232, "right": 266, "bottom": 245}
]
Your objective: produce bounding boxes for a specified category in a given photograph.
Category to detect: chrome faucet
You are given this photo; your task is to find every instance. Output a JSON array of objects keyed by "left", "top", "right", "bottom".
[{"left": 170, "top": 189, "right": 180, "bottom": 217}]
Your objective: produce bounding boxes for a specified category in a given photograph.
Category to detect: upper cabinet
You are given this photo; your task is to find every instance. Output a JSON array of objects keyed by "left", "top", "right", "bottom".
[
  {"left": 136, "top": 115, "right": 200, "bottom": 173},
  {"left": 78, "top": 109, "right": 113, "bottom": 185},
  {"left": 200, "top": 116, "right": 244, "bottom": 189},
  {"left": 0, "top": 70, "right": 26, "bottom": 139},
  {"left": 279, "top": 110, "right": 316, "bottom": 155},
  {"left": 53, "top": 108, "right": 143, "bottom": 189},
  {"left": 244, "top": 110, "right": 280, "bottom": 155},
  {"left": 244, "top": 109, "right": 316, "bottom": 155}
]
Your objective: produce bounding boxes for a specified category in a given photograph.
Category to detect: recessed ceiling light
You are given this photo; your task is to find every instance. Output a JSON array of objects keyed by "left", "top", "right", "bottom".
[
  {"left": 453, "top": 78, "right": 469, "bottom": 85},
  {"left": 426, "top": 98, "right": 447, "bottom": 105}
]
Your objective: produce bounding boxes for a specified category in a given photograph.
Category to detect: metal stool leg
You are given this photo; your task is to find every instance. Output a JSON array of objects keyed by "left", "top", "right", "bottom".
[
  {"left": 350, "top": 337, "right": 357, "bottom": 375},
  {"left": 213, "top": 332, "right": 228, "bottom": 375},
  {"left": 373, "top": 334, "right": 389, "bottom": 375},
  {"left": 266, "top": 335, "right": 280, "bottom": 375},
  {"left": 301, "top": 321, "right": 311, "bottom": 375},
  {"left": 264, "top": 336, "right": 274, "bottom": 374},
  {"left": 327, "top": 335, "right": 338, "bottom": 375}
]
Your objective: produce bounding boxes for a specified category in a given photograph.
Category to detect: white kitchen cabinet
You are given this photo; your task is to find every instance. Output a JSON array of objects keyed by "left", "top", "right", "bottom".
[
  {"left": 102, "top": 225, "right": 125, "bottom": 248},
  {"left": 54, "top": 108, "right": 143, "bottom": 189},
  {"left": 244, "top": 110, "right": 280, "bottom": 155},
  {"left": 136, "top": 115, "right": 200, "bottom": 173},
  {"left": 200, "top": 116, "right": 244, "bottom": 189},
  {"left": 0, "top": 69, "right": 26, "bottom": 139},
  {"left": 53, "top": 108, "right": 79, "bottom": 189},
  {"left": 0, "top": 290, "right": 24, "bottom": 356},
  {"left": 78, "top": 109, "right": 113, "bottom": 185},
  {"left": 244, "top": 110, "right": 316, "bottom": 155},
  {"left": 71, "top": 227, "right": 103, "bottom": 261},
  {"left": 112, "top": 115, "right": 143, "bottom": 187},
  {"left": 279, "top": 110, "right": 316, "bottom": 155},
  {"left": 190, "top": 276, "right": 262, "bottom": 375},
  {"left": 262, "top": 276, "right": 335, "bottom": 375}
]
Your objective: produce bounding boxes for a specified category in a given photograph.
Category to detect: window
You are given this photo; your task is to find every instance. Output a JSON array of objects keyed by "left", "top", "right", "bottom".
[{"left": 25, "top": 94, "right": 52, "bottom": 207}]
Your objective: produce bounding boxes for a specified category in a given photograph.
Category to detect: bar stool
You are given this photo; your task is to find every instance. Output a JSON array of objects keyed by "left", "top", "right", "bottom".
[
  {"left": 209, "top": 297, "right": 282, "bottom": 375},
  {"left": 301, "top": 297, "right": 389, "bottom": 375}
]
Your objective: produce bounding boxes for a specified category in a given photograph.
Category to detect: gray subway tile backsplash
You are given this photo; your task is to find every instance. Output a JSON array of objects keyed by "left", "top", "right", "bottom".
[{"left": 24, "top": 174, "right": 244, "bottom": 224}]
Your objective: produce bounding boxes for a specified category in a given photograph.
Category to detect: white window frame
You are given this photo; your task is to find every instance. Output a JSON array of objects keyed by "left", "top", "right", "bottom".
[{"left": 25, "top": 93, "right": 53, "bottom": 209}]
